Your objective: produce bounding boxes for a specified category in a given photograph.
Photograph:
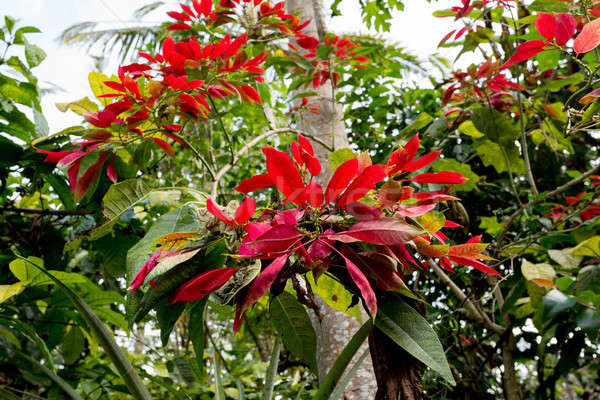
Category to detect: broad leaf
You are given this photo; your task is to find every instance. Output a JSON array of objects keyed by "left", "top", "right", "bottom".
[
  {"left": 271, "top": 292, "right": 317, "bottom": 372},
  {"left": 375, "top": 300, "right": 455, "bottom": 385}
]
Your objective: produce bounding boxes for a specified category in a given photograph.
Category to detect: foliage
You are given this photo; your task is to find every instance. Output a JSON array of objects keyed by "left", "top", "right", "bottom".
[{"left": 2, "top": 0, "right": 600, "bottom": 399}]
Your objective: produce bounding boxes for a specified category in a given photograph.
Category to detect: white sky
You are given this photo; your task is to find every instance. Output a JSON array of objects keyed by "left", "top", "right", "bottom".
[{"left": 2, "top": 0, "right": 462, "bottom": 133}]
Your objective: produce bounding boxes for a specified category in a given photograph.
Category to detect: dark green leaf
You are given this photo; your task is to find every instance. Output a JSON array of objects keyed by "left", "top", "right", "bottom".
[
  {"left": 375, "top": 299, "right": 455, "bottom": 385},
  {"left": 270, "top": 292, "right": 317, "bottom": 372}
]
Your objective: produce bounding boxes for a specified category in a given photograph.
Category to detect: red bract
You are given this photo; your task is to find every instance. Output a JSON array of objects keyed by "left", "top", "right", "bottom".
[
  {"left": 207, "top": 197, "right": 256, "bottom": 227},
  {"left": 536, "top": 13, "right": 576, "bottom": 46},
  {"left": 500, "top": 40, "right": 546, "bottom": 70},
  {"left": 264, "top": 147, "right": 306, "bottom": 206},
  {"left": 129, "top": 251, "right": 162, "bottom": 292},
  {"left": 168, "top": 267, "right": 237, "bottom": 304}
]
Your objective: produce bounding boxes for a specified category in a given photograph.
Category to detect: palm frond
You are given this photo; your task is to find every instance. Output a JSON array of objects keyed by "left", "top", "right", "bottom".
[{"left": 58, "top": 22, "right": 163, "bottom": 63}]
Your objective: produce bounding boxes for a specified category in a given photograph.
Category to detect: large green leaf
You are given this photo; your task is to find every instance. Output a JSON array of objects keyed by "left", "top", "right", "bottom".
[
  {"left": 89, "top": 179, "right": 151, "bottom": 240},
  {"left": 306, "top": 271, "right": 361, "bottom": 321},
  {"left": 156, "top": 300, "right": 186, "bottom": 346},
  {"left": 576, "top": 265, "right": 600, "bottom": 295},
  {"left": 571, "top": 236, "right": 600, "bottom": 257},
  {"left": 375, "top": 300, "right": 455, "bottom": 385},
  {"left": 270, "top": 292, "right": 317, "bottom": 372},
  {"left": 126, "top": 205, "right": 203, "bottom": 282}
]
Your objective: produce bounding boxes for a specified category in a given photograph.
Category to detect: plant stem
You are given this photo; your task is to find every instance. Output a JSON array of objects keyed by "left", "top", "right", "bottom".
[
  {"left": 178, "top": 135, "right": 216, "bottom": 181},
  {"left": 207, "top": 95, "right": 235, "bottom": 163},
  {"left": 261, "top": 336, "right": 281, "bottom": 400}
]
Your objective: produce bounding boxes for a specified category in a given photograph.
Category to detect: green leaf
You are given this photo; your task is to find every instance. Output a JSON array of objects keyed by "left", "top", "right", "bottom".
[
  {"left": 471, "top": 107, "right": 519, "bottom": 147},
  {"left": 329, "top": 148, "right": 357, "bottom": 171},
  {"left": 398, "top": 112, "right": 433, "bottom": 138},
  {"left": 474, "top": 139, "right": 526, "bottom": 174},
  {"left": 548, "top": 248, "right": 582, "bottom": 271},
  {"left": 90, "top": 179, "right": 151, "bottom": 240},
  {"left": 88, "top": 71, "right": 116, "bottom": 106},
  {"left": 13, "top": 26, "right": 41, "bottom": 45},
  {"left": 130, "top": 239, "right": 225, "bottom": 324},
  {"left": 156, "top": 300, "right": 185, "bottom": 347},
  {"left": 576, "top": 265, "right": 600, "bottom": 295},
  {"left": 432, "top": 158, "right": 479, "bottom": 192},
  {"left": 126, "top": 205, "right": 202, "bottom": 282},
  {"left": 541, "top": 289, "right": 576, "bottom": 318},
  {"left": 571, "top": 236, "right": 600, "bottom": 257},
  {"left": 56, "top": 97, "right": 99, "bottom": 115},
  {"left": 189, "top": 298, "right": 208, "bottom": 375},
  {"left": 33, "top": 107, "right": 48, "bottom": 137},
  {"left": 375, "top": 300, "right": 455, "bottom": 385},
  {"left": 62, "top": 326, "right": 85, "bottom": 365},
  {"left": 479, "top": 216, "right": 504, "bottom": 237},
  {"left": 9, "top": 256, "right": 43, "bottom": 281},
  {"left": 457, "top": 120, "right": 484, "bottom": 138},
  {"left": 0, "top": 282, "right": 27, "bottom": 303},
  {"left": 306, "top": 271, "right": 361, "bottom": 321},
  {"left": 0, "top": 316, "right": 55, "bottom": 372},
  {"left": 24, "top": 44, "right": 46, "bottom": 68},
  {"left": 4, "top": 16, "right": 15, "bottom": 33},
  {"left": 270, "top": 292, "right": 317, "bottom": 372}
]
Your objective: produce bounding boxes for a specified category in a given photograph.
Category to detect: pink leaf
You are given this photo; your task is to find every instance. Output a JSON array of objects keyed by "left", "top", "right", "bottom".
[
  {"left": 330, "top": 218, "right": 422, "bottom": 246},
  {"left": 343, "top": 256, "right": 377, "bottom": 315},
  {"left": 574, "top": 18, "right": 600, "bottom": 54}
]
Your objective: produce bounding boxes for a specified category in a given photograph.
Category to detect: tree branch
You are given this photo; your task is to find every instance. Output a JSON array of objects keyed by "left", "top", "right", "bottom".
[
  {"left": 427, "top": 259, "right": 505, "bottom": 335},
  {"left": 495, "top": 164, "right": 600, "bottom": 249},
  {"left": 0, "top": 207, "right": 95, "bottom": 216}
]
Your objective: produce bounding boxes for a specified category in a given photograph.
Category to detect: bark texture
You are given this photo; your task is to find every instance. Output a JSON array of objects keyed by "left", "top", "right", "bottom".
[{"left": 285, "top": 1, "right": 377, "bottom": 398}]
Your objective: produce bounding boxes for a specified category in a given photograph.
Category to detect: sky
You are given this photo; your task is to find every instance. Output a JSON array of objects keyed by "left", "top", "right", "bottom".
[{"left": 2, "top": 0, "right": 461, "bottom": 133}]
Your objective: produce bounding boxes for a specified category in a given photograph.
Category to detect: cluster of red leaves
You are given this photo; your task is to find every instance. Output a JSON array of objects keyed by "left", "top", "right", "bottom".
[
  {"left": 131, "top": 134, "right": 499, "bottom": 332},
  {"left": 38, "top": 1, "right": 370, "bottom": 203},
  {"left": 548, "top": 176, "right": 600, "bottom": 222},
  {"left": 442, "top": 59, "right": 521, "bottom": 114},
  {"left": 289, "top": 33, "right": 370, "bottom": 89}
]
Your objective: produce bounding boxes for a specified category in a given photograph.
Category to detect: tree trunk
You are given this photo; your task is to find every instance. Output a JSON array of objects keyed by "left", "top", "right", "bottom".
[{"left": 285, "top": 1, "right": 377, "bottom": 398}]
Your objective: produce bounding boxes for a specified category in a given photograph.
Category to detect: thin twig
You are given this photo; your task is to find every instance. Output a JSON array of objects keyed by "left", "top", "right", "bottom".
[
  {"left": 495, "top": 164, "right": 600, "bottom": 249},
  {"left": 427, "top": 258, "right": 505, "bottom": 335}
]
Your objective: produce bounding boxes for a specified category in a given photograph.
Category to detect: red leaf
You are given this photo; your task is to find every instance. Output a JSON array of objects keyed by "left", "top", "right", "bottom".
[
  {"left": 555, "top": 13, "right": 576, "bottom": 45},
  {"left": 207, "top": 198, "right": 234, "bottom": 226},
  {"left": 449, "top": 243, "right": 489, "bottom": 258},
  {"left": 234, "top": 255, "right": 288, "bottom": 331},
  {"left": 265, "top": 147, "right": 305, "bottom": 205},
  {"left": 303, "top": 181, "right": 324, "bottom": 208},
  {"left": 331, "top": 218, "right": 422, "bottom": 246},
  {"left": 337, "top": 165, "right": 386, "bottom": 207},
  {"left": 535, "top": 13, "right": 556, "bottom": 40},
  {"left": 395, "top": 203, "right": 436, "bottom": 217},
  {"left": 344, "top": 256, "right": 377, "bottom": 315},
  {"left": 324, "top": 158, "right": 359, "bottom": 204},
  {"left": 410, "top": 171, "right": 467, "bottom": 184},
  {"left": 36, "top": 148, "right": 73, "bottom": 164},
  {"left": 244, "top": 224, "right": 304, "bottom": 257},
  {"left": 500, "top": 40, "right": 546, "bottom": 70},
  {"left": 235, "top": 174, "right": 273, "bottom": 193},
  {"left": 223, "top": 33, "right": 248, "bottom": 58},
  {"left": 574, "top": 18, "right": 600, "bottom": 54},
  {"left": 449, "top": 256, "right": 501, "bottom": 276},
  {"left": 73, "top": 153, "right": 108, "bottom": 202},
  {"left": 386, "top": 135, "right": 420, "bottom": 176},
  {"left": 167, "top": 11, "right": 192, "bottom": 21},
  {"left": 239, "top": 84, "right": 262, "bottom": 104},
  {"left": 403, "top": 150, "right": 441, "bottom": 172},
  {"left": 234, "top": 197, "right": 256, "bottom": 225},
  {"left": 106, "top": 156, "right": 117, "bottom": 183},
  {"left": 153, "top": 138, "right": 175, "bottom": 156},
  {"left": 297, "top": 134, "right": 314, "bottom": 155},
  {"left": 296, "top": 35, "right": 319, "bottom": 49},
  {"left": 344, "top": 202, "right": 382, "bottom": 220},
  {"left": 168, "top": 267, "right": 237, "bottom": 304},
  {"left": 129, "top": 251, "right": 162, "bottom": 292}
]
